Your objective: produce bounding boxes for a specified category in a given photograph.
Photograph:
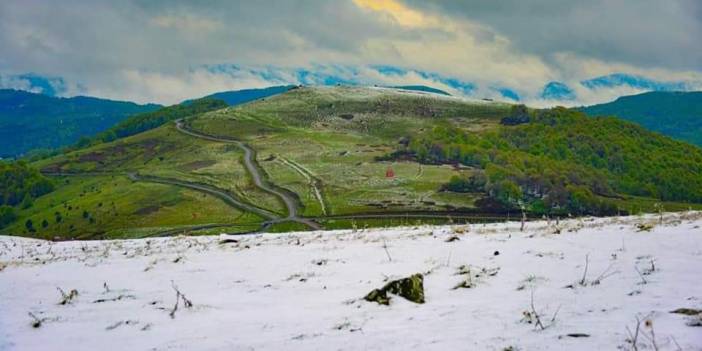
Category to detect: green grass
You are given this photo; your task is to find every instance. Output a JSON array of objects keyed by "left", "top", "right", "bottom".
[
  {"left": 190, "top": 87, "right": 503, "bottom": 217},
  {"left": 252, "top": 130, "right": 478, "bottom": 215},
  {"left": 36, "top": 123, "right": 286, "bottom": 215},
  {"left": 1, "top": 175, "right": 261, "bottom": 240},
  {"left": 191, "top": 86, "right": 510, "bottom": 140},
  {"left": 13, "top": 86, "right": 698, "bottom": 239},
  {"left": 608, "top": 196, "right": 702, "bottom": 215}
]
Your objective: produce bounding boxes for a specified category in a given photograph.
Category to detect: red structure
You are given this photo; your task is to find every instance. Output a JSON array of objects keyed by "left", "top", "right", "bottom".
[{"left": 386, "top": 167, "right": 395, "bottom": 178}]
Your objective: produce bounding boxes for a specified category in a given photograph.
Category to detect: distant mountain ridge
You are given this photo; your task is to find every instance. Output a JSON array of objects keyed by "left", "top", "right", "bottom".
[
  {"left": 0, "top": 73, "right": 68, "bottom": 96},
  {"left": 0, "top": 89, "right": 160, "bottom": 158},
  {"left": 3, "top": 83, "right": 701, "bottom": 161},
  {"left": 390, "top": 85, "right": 451, "bottom": 95},
  {"left": 192, "top": 85, "right": 452, "bottom": 105},
  {"left": 0, "top": 86, "right": 301, "bottom": 158},
  {"left": 581, "top": 73, "right": 689, "bottom": 91},
  {"left": 540, "top": 81, "right": 576, "bottom": 100},
  {"left": 193, "top": 85, "right": 295, "bottom": 106},
  {"left": 580, "top": 91, "right": 702, "bottom": 146},
  {"left": 5, "top": 69, "right": 699, "bottom": 107}
]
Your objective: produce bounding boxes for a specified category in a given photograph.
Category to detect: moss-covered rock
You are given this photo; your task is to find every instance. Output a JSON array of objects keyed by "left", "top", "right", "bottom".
[{"left": 364, "top": 273, "right": 425, "bottom": 305}]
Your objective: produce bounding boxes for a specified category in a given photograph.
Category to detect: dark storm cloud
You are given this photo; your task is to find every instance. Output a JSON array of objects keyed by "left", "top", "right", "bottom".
[{"left": 406, "top": 0, "right": 702, "bottom": 70}]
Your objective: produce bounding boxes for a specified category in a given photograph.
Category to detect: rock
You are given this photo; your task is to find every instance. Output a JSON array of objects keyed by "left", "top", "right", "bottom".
[
  {"left": 219, "top": 238, "right": 239, "bottom": 244},
  {"left": 364, "top": 288, "right": 390, "bottom": 305},
  {"left": 312, "top": 259, "right": 328, "bottom": 266},
  {"left": 670, "top": 308, "right": 702, "bottom": 316},
  {"left": 364, "top": 274, "right": 425, "bottom": 305},
  {"left": 565, "top": 333, "right": 590, "bottom": 338},
  {"left": 494, "top": 250, "right": 500, "bottom": 256},
  {"left": 452, "top": 279, "right": 474, "bottom": 290},
  {"left": 636, "top": 223, "right": 655, "bottom": 232}
]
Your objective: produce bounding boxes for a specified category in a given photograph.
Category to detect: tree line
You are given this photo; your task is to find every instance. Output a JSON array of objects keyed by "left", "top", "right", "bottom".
[
  {"left": 25, "top": 98, "right": 228, "bottom": 161},
  {"left": 384, "top": 106, "right": 702, "bottom": 215},
  {"left": 74, "top": 98, "right": 228, "bottom": 148},
  {"left": 0, "top": 161, "right": 55, "bottom": 228}
]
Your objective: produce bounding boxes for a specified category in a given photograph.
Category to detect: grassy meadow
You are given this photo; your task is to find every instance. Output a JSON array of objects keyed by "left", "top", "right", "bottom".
[{"left": 5, "top": 86, "right": 700, "bottom": 239}]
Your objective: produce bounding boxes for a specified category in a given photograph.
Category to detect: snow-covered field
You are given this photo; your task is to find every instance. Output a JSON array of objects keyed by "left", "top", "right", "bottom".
[{"left": 1, "top": 213, "right": 701, "bottom": 351}]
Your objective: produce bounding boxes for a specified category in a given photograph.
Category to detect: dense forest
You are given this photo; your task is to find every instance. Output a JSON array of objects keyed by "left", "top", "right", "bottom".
[
  {"left": 0, "top": 161, "right": 54, "bottom": 228},
  {"left": 386, "top": 106, "right": 702, "bottom": 215},
  {"left": 580, "top": 91, "right": 702, "bottom": 146},
  {"left": 0, "top": 89, "right": 159, "bottom": 157}
]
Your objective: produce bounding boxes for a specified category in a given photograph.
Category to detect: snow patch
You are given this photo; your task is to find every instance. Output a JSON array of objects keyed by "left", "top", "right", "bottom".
[{"left": 1, "top": 213, "right": 701, "bottom": 350}]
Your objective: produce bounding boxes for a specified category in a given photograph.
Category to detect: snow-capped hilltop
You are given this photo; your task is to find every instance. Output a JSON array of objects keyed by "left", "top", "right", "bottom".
[{"left": 1, "top": 213, "right": 701, "bottom": 350}]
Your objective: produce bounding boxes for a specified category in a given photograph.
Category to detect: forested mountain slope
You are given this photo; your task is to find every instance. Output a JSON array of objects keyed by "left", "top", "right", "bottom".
[
  {"left": 0, "top": 89, "right": 160, "bottom": 157},
  {"left": 580, "top": 91, "right": 702, "bottom": 146}
]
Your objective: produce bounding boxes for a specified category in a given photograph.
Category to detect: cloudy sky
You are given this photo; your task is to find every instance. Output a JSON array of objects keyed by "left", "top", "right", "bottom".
[{"left": 1, "top": 0, "right": 700, "bottom": 105}]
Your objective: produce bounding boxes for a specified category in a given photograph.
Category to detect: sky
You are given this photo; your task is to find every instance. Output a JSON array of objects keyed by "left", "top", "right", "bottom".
[{"left": 0, "top": 0, "right": 701, "bottom": 105}]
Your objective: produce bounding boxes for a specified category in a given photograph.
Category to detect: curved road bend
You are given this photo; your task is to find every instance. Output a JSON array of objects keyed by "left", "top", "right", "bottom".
[
  {"left": 126, "top": 173, "right": 279, "bottom": 221},
  {"left": 41, "top": 171, "right": 278, "bottom": 220},
  {"left": 174, "top": 119, "right": 321, "bottom": 230},
  {"left": 45, "top": 171, "right": 297, "bottom": 233}
]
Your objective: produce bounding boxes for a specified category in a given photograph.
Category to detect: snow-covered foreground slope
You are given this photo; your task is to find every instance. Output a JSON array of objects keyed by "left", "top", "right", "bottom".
[{"left": 1, "top": 213, "right": 701, "bottom": 351}]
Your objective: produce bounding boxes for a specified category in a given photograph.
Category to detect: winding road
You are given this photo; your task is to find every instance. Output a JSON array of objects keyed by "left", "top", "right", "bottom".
[
  {"left": 174, "top": 119, "right": 321, "bottom": 230},
  {"left": 277, "top": 156, "right": 329, "bottom": 215},
  {"left": 41, "top": 121, "right": 515, "bottom": 236},
  {"left": 126, "top": 172, "right": 278, "bottom": 221}
]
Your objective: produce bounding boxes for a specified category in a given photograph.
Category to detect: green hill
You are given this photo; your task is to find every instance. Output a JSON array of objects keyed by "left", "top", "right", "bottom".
[
  {"left": 4, "top": 86, "right": 701, "bottom": 239},
  {"left": 580, "top": 91, "right": 702, "bottom": 146},
  {"left": 0, "top": 89, "right": 160, "bottom": 157},
  {"left": 396, "top": 106, "right": 702, "bottom": 215}
]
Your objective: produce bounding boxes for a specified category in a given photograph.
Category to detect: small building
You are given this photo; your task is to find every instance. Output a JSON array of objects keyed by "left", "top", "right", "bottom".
[{"left": 386, "top": 167, "right": 395, "bottom": 178}]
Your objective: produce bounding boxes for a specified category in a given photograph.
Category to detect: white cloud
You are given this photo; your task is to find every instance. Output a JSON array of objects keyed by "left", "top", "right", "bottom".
[
  {"left": 0, "top": 75, "right": 37, "bottom": 93},
  {"left": 150, "top": 14, "right": 222, "bottom": 33},
  {"left": 0, "top": 0, "right": 699, "bottom": 105},
  {"left": 85, "top": 69, "right": 290, "bottom": 105}
]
